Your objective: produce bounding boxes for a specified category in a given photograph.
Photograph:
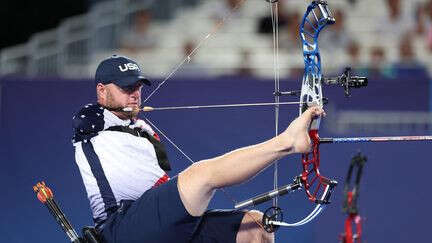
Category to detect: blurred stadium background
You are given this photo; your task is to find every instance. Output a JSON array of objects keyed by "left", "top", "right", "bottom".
[
  {"left": 1, "top": 0, "right": 432, "bottom": 243},
  {"left": 1, "top": 0, "right": 432, "bottom": 78}
]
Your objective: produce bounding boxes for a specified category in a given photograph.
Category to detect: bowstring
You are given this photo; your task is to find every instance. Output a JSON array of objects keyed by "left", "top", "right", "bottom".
[
  {"left": 269, "top": 0, "right": 280, "bottom": 210},
  {"left": 143, "top": 0, "right": 247, "bottom": 103}
]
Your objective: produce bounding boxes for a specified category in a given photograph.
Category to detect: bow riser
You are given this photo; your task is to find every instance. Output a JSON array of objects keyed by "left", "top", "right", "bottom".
[{"left": 299, "top": 0, "right": 336, "bottom": 203}]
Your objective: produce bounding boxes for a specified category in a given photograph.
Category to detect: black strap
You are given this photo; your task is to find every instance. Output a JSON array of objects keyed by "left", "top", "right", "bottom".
[
  {"left": 105, "top": 126, "right": 171, "bottom": 171},
  {"left": 82, "top": 141, "right": 118, "bottom": 212}
]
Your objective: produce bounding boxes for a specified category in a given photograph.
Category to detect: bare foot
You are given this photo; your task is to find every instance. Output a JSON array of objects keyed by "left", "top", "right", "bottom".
[{"left": 281, "top": 107, "right": 325, "bottom": 153}]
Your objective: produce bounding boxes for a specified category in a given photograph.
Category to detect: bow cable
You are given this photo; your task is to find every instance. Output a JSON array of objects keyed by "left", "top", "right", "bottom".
[
  {"left": 269, "top": 185, "right": 329, "bottom": 227},
  {"left": 144, "top": 117, "right": 267, "bottom": 231}
]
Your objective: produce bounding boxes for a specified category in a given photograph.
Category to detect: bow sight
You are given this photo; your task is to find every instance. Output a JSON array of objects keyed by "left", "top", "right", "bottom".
[
  {"left": 324, "top": 67, "right": 368, "bottom": 97},
  {"left": 277, "top": 66, "right": 368, "bottom": 100}
]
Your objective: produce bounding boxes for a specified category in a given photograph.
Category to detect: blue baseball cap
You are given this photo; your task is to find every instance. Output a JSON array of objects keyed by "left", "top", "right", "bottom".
[{"left": 95, "top": 55, "right": 151, "bottom": 88}]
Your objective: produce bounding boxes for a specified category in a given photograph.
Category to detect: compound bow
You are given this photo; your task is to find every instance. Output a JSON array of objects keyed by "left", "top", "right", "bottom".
[
  {"left": 139, "top": 0, "right": 369, "bottom": 235},
  {"left": 236, "top": 0, "right": 367, "bottom": 232}
]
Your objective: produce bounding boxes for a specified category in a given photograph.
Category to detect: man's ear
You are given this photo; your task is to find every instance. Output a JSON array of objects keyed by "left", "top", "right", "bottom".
[{"left": 96, "top": 83, "right": 106, "bottom": 103}]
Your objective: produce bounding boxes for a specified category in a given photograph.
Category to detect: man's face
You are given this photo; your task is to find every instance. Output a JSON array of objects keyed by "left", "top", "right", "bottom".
[{"left": 99, "top": 82, "right": 143, "bottom": 119}]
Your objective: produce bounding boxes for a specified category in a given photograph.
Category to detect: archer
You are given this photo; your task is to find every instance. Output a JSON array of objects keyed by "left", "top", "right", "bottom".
[{"left": 72, "top": 55, "right": 325, "bottom": 243}]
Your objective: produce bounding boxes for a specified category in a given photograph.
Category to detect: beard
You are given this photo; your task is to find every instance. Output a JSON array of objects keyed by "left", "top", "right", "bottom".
[{"left": 106, "top": 90, "right": 140, "bottom": 120}]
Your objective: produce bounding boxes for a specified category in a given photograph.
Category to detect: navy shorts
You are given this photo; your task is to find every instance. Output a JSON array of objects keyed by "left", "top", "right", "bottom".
[{"left": 99, "top": 177, "right": 246, "bottom": 243}]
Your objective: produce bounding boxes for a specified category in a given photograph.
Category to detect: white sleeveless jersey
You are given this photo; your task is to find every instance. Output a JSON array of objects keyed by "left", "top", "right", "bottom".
[{"left": 72, "top": 104, "right": 169, "bottom": 224}]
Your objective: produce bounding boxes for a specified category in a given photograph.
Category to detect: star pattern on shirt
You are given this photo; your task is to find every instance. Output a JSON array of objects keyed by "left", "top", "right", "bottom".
[{"left": 72, "top": 103, "right": 105, "bottom": 143}]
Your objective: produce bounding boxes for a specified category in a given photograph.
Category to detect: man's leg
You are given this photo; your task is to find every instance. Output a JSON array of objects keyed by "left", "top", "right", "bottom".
[
  {"left": 236, "top": 210, "right": 274, "bottom": 243},
  {"left": 189, "top": 209, "right": 273, "bottom": 243},
  {"left": 178, "top": 107, "right": 325, "bottom": 216}
]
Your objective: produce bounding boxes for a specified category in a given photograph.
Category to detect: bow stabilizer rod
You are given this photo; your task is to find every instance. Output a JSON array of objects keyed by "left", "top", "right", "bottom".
[{"left": 234, "top": 176, "right": 302, "bottom": 209}]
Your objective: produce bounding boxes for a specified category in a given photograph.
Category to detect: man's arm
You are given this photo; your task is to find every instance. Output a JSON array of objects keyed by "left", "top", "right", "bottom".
[{"left": 178, "top": 107, "right": 325, "bottom": 216}]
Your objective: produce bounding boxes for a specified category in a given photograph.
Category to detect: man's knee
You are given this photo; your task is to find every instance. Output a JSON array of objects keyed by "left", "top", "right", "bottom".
[
  {"left": 236, "top": 210, "right": 274, "bottom": 243},
  {"left": 177, "top": 162, "right": 215, "bottom": 216}
]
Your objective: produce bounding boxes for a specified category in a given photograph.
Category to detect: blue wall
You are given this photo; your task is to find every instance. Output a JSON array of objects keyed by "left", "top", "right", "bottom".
[{"left": 0, "top": 74, "right": 430, "bottom": 242}]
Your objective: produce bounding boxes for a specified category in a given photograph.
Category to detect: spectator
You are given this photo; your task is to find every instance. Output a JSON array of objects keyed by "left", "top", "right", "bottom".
[
  {"left": 368, "top": 46, "right": 387, "bottom": 77},
  {"left": 347, "top": 0, "right": 358, "bottom": 6},
  {"left": 414, "top": 2, "right": 427, "bottom": 36},
  {"left": 210, "top": 0, "right": 244, "bottom": 24},
  {"left": 395, "top": 33, "right": 423, "bottom": 67},
  {"left": 345, "top": 40, "right": 361, "bottom": 68},
  {"left": 390, "top": 32, "right": 428, "bottom": 77},
  {"left": 423, "top": 0, "right": 432, "bottom": 51},
  {"left": 235, "top": 49, "right": 255, "bottom": 77},
  {"left": 278, "top": 11, "right": 303, "bottom": 79},
  {"left": 119, "top": 9, "right": 158, "bottom": 53},
  {"left": 370, "top": 46, "right": 386, "bottom": 66},
  {"left": 279, "top": 11, "right": 301, "bottom": 51},
  {"left": 342, "top": 40, "right": 370, "bottom": 78},
  {"left": 368, "top": 46, "right": 395, "bottom": 78},
  {"left": 374, "top": 0, "right": 414, "bottom": 41},
  {"left": 257, "top": 0, "right": 289, "bottom": 34}
]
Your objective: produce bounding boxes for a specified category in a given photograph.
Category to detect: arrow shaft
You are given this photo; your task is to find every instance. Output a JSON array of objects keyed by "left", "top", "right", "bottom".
[
  {"left": 320, "top": 135, "right": 432, "bottom": 144},
  {"left": 143, "top": 101, "right": 302, "bottom": 112}
]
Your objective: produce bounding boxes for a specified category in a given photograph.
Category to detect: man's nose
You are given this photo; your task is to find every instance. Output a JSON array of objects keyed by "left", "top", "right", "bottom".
[{"left": 130, "top": 89, "right": 141, "bottom": 99}]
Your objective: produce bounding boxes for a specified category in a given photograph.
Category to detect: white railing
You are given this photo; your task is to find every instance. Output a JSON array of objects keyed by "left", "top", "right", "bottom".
[{"left": 0, "top": 0, "right": 156, "bottom": 77}]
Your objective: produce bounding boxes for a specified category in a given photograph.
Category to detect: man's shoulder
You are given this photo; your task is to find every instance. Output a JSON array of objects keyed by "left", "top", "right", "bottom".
[{"left": 72, "top": 103, "right": 106, "bottom": 143}]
